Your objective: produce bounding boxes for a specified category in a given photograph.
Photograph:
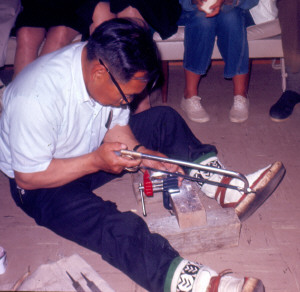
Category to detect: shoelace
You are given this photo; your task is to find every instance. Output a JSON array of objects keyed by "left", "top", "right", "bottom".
[
  {"left": 189, "top": 97, "right": 204, "bottom": 110},
  {"left": 233, "top": 97, "right": 247, "bottom": 109}
]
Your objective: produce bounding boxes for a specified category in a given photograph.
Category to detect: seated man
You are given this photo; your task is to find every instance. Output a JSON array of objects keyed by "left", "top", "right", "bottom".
[{"left": 0, "top": 18, "right": 284, "bottom": 292}]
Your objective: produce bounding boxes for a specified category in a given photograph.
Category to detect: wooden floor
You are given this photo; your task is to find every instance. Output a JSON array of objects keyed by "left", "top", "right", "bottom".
[{"left": 1, "top": 62, "right": 300, "bottom": 291}]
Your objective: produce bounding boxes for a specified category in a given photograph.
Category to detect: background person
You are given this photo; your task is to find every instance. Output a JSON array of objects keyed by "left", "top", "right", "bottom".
[
  {"left": 179, "top": 0, "right": 251, "bottom": 123},
  {"left": 12, "top": 0, "right": 90, "bottom": 78},
  {"left": 269, "top": 0, "right": 300, "bottom": 121}
]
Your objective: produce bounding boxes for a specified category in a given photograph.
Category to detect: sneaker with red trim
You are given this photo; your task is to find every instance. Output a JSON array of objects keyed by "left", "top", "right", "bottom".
[
  {"left": 170, "top": 259, "right": 264, "bottom": 292},
  {"left": 190, "top": 156, "right": 285, "bottom": 221}
]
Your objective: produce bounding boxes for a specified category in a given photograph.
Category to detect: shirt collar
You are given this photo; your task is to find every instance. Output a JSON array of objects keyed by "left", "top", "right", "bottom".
[{"left": 71, "top": 43, "right": 94, "bottom": 105}]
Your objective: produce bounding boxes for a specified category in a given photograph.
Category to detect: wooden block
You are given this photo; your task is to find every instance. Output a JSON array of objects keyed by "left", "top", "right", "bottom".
[
  {"left": 147, "top": 206, "right": 241, "bottom": 254},
  {"left": 170, "top": 180, "right": 206, "bottom": 229},
  {"left": 131, "top": 172, "right": 207, "bottom": 228},
  {"left": 130, "top": 172, "right": 241, "bottom": 253}
]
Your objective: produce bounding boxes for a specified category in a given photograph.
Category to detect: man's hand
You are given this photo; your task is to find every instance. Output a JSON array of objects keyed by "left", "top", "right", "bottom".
[
  {"left": 93, "top": 142, "right": 141, "bottom": 174},
  {"left": 135, "top": 147, "right": 185, "bottom": 185}
]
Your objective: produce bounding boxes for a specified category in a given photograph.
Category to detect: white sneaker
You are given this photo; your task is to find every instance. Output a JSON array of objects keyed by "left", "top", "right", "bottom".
[
  {"left": 190, "top": 156, "right": 285, "bottom": 221},
  {"left": 229, "top": 95, "right": 249, "bottom": 123},
  {"left": 170, "top": 259, "right": 264, "bottom": 292},
  {"left": 180, "top": 96, "right": 210, "bottom": 123}
]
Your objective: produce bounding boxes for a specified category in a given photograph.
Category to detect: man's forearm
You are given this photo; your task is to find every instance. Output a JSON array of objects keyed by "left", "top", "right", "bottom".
[
  {"left": 14, "top": 152, "right": 98, "bottom": 190},
  {"left": 14, "top": 141, "right": 143, "bottom": 190}
]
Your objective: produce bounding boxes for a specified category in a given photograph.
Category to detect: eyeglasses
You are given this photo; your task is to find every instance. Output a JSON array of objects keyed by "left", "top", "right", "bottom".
[
  {"left": 99, "top": 58, "right": 130, "bottom": 105},
  {"left": 99, "top": 58, "right": 160, "bottom": 106}
]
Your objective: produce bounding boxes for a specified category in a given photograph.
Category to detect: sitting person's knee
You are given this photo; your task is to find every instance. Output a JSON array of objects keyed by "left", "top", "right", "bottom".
[
  {"left": 16, "top": 27, "right": 45, "bottom": 48},
  {"left": 47, "top": 26, "right": 79, "bottom": 47}
]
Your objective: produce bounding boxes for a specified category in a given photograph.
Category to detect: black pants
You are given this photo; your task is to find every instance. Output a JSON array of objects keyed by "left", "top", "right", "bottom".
[{"left": 10, "top": 106, "right": 217, "bottom": 292}]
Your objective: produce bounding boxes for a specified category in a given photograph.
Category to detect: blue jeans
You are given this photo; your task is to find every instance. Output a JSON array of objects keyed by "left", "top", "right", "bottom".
[
  {"left": 178, "top": 7, "right": 249, "bottom": 78},
  {"left": 9, "top": 106, "right": 217, "bottom": 292}
]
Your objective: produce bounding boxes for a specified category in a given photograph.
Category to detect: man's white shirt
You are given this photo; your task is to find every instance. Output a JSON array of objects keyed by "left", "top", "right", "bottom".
[{"left": 0, "top": 43, "right": 130, "bottom": 178}]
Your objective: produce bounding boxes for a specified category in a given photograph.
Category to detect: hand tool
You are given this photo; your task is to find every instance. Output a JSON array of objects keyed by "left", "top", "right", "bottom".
[
  {"left": 66, "top": 271, "right": 86, "bottom": 292},
  {"left": 80, "top": 272, "right": 102, "bottom": 292},
  {"left": 118, "top": 149, "right": 252, "bottom": 194}
]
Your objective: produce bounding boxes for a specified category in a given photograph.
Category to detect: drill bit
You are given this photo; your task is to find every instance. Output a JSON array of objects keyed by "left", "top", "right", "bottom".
[
  {"left": 66, "top": 271, "right": 86, "bottom": 292},
  {"left": 80, "top": 272, "right": 102, "bottom": 292}
]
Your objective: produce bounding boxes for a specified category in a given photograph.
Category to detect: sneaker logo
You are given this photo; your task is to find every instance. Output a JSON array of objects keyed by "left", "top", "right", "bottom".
[
  {"left": 176, "top": 263, "right": 201, "bottom": 292},
  {"left": 177, "top": 274, "right": 194, "bottom": 291},
  {"left": 193, "top": 159, "right": 222, "bottom": 186}
]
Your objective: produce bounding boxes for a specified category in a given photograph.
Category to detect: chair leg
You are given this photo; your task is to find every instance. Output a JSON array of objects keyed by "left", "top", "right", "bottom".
[
  {"left": 280, "top": 57, "right": 287, "bottom": 92},
  {"left": 161, "top": 61, "right": 169, "bottom": 103}
]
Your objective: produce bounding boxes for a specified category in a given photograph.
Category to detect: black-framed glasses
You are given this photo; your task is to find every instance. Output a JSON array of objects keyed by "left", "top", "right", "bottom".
[
  {"left": 99, "top": 58, "right": 130, "bottom": 105},
  {"left": 99, "top": 58, "right": 160, "bottom": 105}
]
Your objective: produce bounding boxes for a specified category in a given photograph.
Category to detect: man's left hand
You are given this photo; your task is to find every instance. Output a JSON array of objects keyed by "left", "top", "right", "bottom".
[{"left": 136, "top": 147, "right": 185, "bottom": 185}]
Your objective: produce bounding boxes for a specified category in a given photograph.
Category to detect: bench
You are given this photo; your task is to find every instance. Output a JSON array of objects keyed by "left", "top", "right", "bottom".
[{"left": 4, "top": 19, "right": 284, "bottom": 103}]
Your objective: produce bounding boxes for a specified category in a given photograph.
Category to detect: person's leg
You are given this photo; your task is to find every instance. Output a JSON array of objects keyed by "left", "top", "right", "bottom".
[
  {"left": 130, "top": 107, "right": 285, "bottom": 222},
  {"left": 9, "top": 175, "right": 179, "bottom": 292},
  {"left": 40, "top": 26, "right": 79, "bottom": 56},
  {"left": 217, "top": 8, "right": 249, "bottom": 80},
  {"left": 184, "top": 70, "right": 202, "bottom": 99},
  {"left": 129, "top": 106, "right": 217, "bottom": 163},
  {"left": 117, "top": 5, "right": 144, "bottom": 20},
  {"left": 232, "top": 72, "right": 249, "bottom": 98},
  {"left": 90, "top": 2, "right": 116, "bottom": 34},
  {"left": 13, "top": 26, "right": 46, "bottom": 78},
  {"left": 217, "top": 7, "right": 250, "bottom": 123},
  {"left": 277, "top": 0, "right": 300, "bottom": 75},
  {"left": 180, "top": 10, "right": 217, "bottom": 123},
  {"left": 9, "top": 171, "right": 265, "bottom": 292},
  {"left": 269, "top": 0, "right": 300, "bottom": 121}
]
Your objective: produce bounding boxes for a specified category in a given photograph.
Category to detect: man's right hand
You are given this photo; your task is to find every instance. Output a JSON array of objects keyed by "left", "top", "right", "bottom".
[{"left": 93, "top": 142, "right": 141, "bottom": 174}]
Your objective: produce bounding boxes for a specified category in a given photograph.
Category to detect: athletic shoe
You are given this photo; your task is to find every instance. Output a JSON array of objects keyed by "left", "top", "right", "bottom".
[
  {"left": 170, "top": 259, "right": 264, "bottom": 292},
  {"left": 190, "top": 156, "right": 285, "bottom": 221},
  {"left": 269, "top": 90, "right": 300, "bottom": 121},
  {"left": 180, "top": 96, "right": 210, "bottom": 123},
  {"left": 229, "top": 95, "right": 249, "bottom": 123}
]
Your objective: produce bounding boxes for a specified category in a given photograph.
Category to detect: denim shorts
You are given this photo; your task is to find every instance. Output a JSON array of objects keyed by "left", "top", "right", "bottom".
[{"left": 178, "top": 7, "right": 249, "bottom": 78}]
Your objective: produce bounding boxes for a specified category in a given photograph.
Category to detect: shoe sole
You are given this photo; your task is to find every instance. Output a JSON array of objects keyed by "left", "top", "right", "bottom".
[
  {"left": 229, "top": 115, "right": 249, "bottom": 123},
  {"left": 180, "top": 105, "right": 210, "bottom": 123},
  {"left": 270, "top": 117, "right": 290, "bottom": 122},
  {"left": 270, "top": 103, "right": 300, "bottom": 122},
  {"left": 235, "top": 161, "right": 286, "bottom": 222},
  {"left": 230, "top": 117, "right": 248, "bottom": 123}
]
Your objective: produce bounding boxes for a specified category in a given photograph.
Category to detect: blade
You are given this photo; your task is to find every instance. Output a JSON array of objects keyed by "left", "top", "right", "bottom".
[{"left": 142, "top": 166, "right": 251, "bottom": 194}]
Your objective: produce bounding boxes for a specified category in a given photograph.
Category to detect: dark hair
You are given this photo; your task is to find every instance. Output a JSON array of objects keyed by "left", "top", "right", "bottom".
[{"left": 86, "top": 18, "right": 162, "bottom": 85}]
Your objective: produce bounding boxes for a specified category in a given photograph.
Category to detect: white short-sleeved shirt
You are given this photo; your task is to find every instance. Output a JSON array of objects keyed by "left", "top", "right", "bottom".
[{"left": 0, "top": 42, "right": 130, "bottom": 178}]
